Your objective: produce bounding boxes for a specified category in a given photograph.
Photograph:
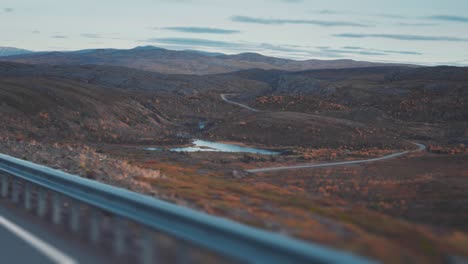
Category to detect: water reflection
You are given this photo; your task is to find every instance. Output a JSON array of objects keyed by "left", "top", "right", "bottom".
[{"left": 170, "top": 140, "right": 279, "bottom": 155}]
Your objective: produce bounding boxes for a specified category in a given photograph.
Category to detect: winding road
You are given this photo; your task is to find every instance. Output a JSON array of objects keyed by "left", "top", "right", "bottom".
[
  {"left": 221, "top": 94, "right": 259, "bottom": 112},
  {"left": 247, "top": 143, "right": 426, "bottom": 173},
  {"left": 219, "top": 94, "right": 426, "bottom": 173}
]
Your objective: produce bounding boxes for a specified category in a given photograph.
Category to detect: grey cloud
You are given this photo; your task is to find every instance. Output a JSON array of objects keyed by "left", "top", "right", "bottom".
[
  {"left": 382, "top": 50, "right": 423, "bottom": 55},
  {"left": 342, "top": 46, "right": 362, "bottom": 50},
  {"left": 314, "top": 10, "right": 468, "bottom": 24},
  {"left": 51, "top": 35, "right": 67, "bottom": 39},
  {"left": 146, "top": 37, "right": 295, "bottom": 56},
  {"left": 339, "top": 50, "right": 387, "bottom": 56},
  {"left": 145, "top": 37, "right": 325, "bottom": 56},
  {"left": 356, "top": 51, "right": 387, "bottom": 56},
  {"left": 81, "top": 33, "right": 102, "bottom": 38},
  {"left": 311, "top": 10, "right": 407, "bottom": 19},
  {"left": 317, "top": 10, "right": 339, "bottom": 14},
  {"left": 318, "top": 47, "right": 387, "bottom": 56},
  {"left": 333, "top": 33, "right": 468, "bottom": 42},
  {"left": 339, "top": 46, "right": 422, "bottom": 55},
  {"left": 81, "top": 33, "right": 130, "bottom": 40},
  {"left": 231, "top": 16, "right": 369, "bottom": 27},
  {"left": 144, "top": 37, "right": 419, "bottom": 60},
  {"left": 146, "top": 37, "right": 243, "bottom": 48},
  {"left": 398, "top": 22, "right": 437, "bottom": 26},
  {"left": 162, "top": 27, "right": 240, "bottom": 34},
  {"left": 364, "top": 13, "right": 407, "bottom": 19},
  {"left": 428, "top": 15, "right": 468, "bottom": 23},
  {"left": 258, "top": 43, "right": 310, "bottom": 53},
  {"left": 32, "top": 30, "right": 40, "bottom": 34},
  {"left": 377, "top": 13, "right": 407, "bottom": 19},
  {"left": 4, "top": 8, "right": 14, "bottom": 12}
]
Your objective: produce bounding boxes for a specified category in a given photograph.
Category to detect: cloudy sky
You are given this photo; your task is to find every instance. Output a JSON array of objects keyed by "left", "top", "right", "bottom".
[{"left": 1, "top": 0, "right": 468, "bottom": 65}]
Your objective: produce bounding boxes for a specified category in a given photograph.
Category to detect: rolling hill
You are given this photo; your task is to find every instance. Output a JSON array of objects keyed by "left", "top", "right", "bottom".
[
  {"left": 0, "top": 47, "right": 34, "bottom": 57},
  {"left": 4, "top": 61, "right": 466, "bottom": 149},
  {"left": 0, "top": 46, "right": 416, "bottom": 75}
]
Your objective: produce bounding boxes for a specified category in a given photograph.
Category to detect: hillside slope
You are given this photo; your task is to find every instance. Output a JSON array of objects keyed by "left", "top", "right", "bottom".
[
  {"left": 0, "top": 75, "right": 174, "bottom": 143},
  {"left": 226, "top": 66, "right": 468, "bottom": 124},
  {"left": 0, "top": 62, "right": 410, "bottom": 148},
  {"left": 0, "top": 46, "right": 34, "bottom": 57}
]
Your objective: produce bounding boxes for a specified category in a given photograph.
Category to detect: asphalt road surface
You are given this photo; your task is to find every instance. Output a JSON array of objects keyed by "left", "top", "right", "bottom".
[
  {"left": 0, "top": 204, "right": 106, "bottom": 264},
  {"left": 247, "top": 143, "right": 426, "bottom": 173},
  {"left": 0, "top": 219, "right": 57, "bottom": 264}
]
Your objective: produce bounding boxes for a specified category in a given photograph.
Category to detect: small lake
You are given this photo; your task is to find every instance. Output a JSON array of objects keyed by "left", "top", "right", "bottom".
[{"left": 168, "top": 140, "right": 279, "bottom": 155}]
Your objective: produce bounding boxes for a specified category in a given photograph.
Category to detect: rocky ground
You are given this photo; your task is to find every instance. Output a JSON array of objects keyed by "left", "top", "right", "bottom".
[{"left": 1, "top": 62, "right": 467, "bottom": 263}]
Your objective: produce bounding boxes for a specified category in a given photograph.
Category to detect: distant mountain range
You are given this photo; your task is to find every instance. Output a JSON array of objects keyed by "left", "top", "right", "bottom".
[
  {"left": 0, "top": 47, "right": 34, "bottom": 57},
  {"left": 0, "top": 45, "right": 417, "bottom": 75}
]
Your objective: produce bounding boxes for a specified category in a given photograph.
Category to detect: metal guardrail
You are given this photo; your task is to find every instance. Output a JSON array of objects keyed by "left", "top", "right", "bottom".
[{"left": 0, "top": 153, "right": 376, "bottom": 264}]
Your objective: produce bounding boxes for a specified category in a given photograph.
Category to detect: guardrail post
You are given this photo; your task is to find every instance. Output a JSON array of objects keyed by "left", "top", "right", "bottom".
[
  {"left": 89, "top": 210, "right": 101, "bottom": 244},
  {"left": 70, "top": 201, "right": 80, "bottom": 233},
  {"left": 52, "top": 193, "right": 62, "bottom": 225},
  {"left": 12, "top": 179, "right": 19, "bottom": 204},
  {"left": 0, "top": 153, "right": 379, "bottom": 264},
  {"left": 177, "top": 242, "right": 190, "bottom": 264},
  {"left": 24, "top": 183, "right": 32, "bottom": 211},
  {"left": 1, "top": 174, "right": 8, "bottom": 198},
  {"left": 140, "top": 229, "right": 155, "bottom": 264},
  {"left": 113, "top": 217, "right": 126, "bottom": 256},
  {"left": 37, "top": 188, "right": 47, "bottom": 218}
]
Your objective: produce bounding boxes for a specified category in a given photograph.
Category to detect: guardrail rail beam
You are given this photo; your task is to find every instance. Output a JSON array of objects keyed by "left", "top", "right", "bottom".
[{"left": 0, "top": 153, "right": 377, "bottom": 264}]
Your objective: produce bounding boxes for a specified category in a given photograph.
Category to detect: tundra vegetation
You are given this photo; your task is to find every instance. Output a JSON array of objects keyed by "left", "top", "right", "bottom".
[{"left": 0, "top": 57, "right": 467, "bottom": 263}]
